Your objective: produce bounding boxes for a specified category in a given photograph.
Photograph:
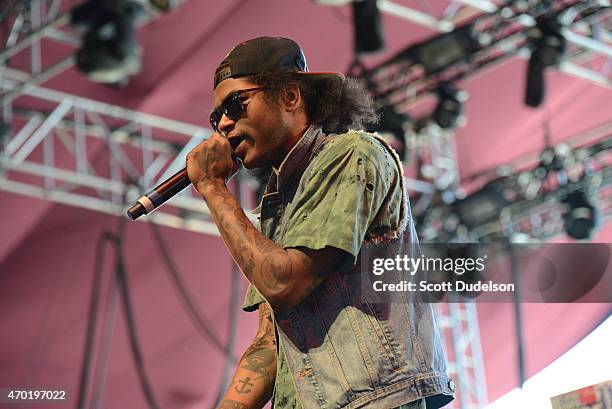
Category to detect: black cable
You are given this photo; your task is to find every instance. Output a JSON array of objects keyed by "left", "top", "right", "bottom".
[
  {"left": 115, "top": 217, "right": 164, "bottom": 409},
  {"left": 90, "top": 252, "right": 121, "bottom": 409},
  {"left": 506, "top": 239, "right": 526, "bottom": 387},
  {"left": 148, "top": 221, "right": 238, "bottom": 363},
  {"left": 77, "top": 231, "right": 114, "bottom": 409},
  {"left": 213, "top": 262, "right": 242, "bottom": 406}
]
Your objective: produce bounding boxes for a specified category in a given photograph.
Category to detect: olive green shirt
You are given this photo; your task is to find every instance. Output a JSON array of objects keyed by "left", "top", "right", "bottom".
[{"left": 242, "top": 130, "right": 404, "bottom": 409}]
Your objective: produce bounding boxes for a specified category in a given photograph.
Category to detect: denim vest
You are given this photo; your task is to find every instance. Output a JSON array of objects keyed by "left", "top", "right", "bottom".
[{"left": 256, "top": 126, "right": 455, "bottom": 409}]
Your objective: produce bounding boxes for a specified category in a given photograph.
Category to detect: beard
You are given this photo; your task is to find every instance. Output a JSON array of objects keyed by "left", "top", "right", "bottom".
[{"left": 242, "top": 113, "right": 293, "bottom": 170}]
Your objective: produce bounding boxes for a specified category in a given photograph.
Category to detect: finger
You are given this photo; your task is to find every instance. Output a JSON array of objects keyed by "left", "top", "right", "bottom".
[
  {"left": 211, "top": 131, "right": 226, "bottom": 141},
  {"left": 191, "top": 139, "right": 208, "bottom": 154}
]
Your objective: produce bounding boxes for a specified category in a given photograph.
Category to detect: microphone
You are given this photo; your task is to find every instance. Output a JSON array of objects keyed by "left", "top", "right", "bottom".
[{"left": 126, "top": 168, "right": 191, "bottom": 220}]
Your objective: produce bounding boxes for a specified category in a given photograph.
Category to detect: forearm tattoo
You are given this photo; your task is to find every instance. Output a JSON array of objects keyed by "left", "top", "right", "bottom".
[
  {"left": 236, "top": 304, "right": 277, "bottom": 387},
  {"left": 202, "top": 183, "right": 294, "bottom": 298},
  {"left": 219, "top": 304, "right": 277, "bottom": 408}
]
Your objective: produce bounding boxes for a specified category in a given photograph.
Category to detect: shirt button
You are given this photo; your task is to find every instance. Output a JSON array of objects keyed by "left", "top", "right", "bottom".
[{"left": 448, "top": 379, "right": 455, "bottom": 392}]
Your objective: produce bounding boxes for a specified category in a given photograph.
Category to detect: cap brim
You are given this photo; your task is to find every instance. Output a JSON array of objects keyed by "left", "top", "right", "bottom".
[{"left": 298, "top": 71, "right": 346, "bottom": 82}]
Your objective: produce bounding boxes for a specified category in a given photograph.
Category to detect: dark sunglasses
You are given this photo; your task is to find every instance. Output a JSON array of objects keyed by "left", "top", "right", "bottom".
[{"left": 209, "top": 87, "right": 265, "bottom": 132}]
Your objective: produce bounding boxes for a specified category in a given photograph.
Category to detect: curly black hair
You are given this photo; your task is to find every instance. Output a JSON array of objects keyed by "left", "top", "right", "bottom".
[{"left": 246, "top": 72, "right": 378, "bottom": 134}]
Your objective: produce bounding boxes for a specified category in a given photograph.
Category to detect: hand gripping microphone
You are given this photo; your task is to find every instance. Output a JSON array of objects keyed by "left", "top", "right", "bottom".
[{"left": 126, "top": 168, "right": 190, "bottom": 220}]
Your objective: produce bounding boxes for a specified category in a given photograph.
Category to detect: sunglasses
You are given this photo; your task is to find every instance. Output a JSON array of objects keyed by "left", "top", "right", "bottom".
[{"left": 209, "top": 87, "right": 265, "bottom": 132}]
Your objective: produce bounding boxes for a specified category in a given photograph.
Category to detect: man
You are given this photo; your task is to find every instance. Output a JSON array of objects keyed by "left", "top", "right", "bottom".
[{"left": 186, "top": 37, "right": 454, "bottom": 409}]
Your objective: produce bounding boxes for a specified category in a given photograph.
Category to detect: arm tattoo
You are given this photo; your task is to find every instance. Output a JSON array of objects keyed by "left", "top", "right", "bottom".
[
  {"left": 260, "top": 251, "right": 292, "bottom": 291},
  {"left": 254, "top": 233, "right": 277, "bottom": 253},
  {"left": 201, "top": 182, "right": 297, "bottom": 305},
  {"left": 218, "top": 304, "right": 276, "bottom": 408},
  {"left": 233, "top": 377, "right": 254, "bottom": 395},
  {"left": 241, "top": 348, "right": 275, "bottom": 386},
  {"left": 203, "top": 183, "right": 334, "bottom": 310}
]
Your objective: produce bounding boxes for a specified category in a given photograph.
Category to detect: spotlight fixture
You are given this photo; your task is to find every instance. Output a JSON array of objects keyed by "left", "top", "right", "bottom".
[
  {"left": 70, "top": 0, "right": 144, "bottom": 84},
  {"left": 525, "top": 15, "right": 566, "bottom": 108},
  {"left": 412, "top": 24, "right": 479, "bottom": 74},
  {"left": 433, "top": 82, "right": 467, "bottom": 129},
  {"left": 352, "top": 0, "right": 385, "bottom": 54},
  {"left": 452, "top": 181, "right": 508, "bottom": 230},
  {"left": 366, "top": 105, "right": 411, "bottom": 161},
  {"left": 562, "top": 189, "right": 600, "bottom": 240}
]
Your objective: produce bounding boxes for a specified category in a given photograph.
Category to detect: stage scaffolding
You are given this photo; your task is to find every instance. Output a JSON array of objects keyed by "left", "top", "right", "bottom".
[{"left": 438, "top": 302, "right": 489, "bottom": 409}]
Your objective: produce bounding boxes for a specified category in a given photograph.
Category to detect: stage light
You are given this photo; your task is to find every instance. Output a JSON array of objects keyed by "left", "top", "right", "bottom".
[
  {"left": 562, "top": 189, "right": 600, "bottom": 240},
  {"left": 365, "top": 105, "right": 411, "bottom": 161},
  {"left": 70, "top": 0, "right": 144, "bottom": 84},
  {"left": 412, "top": 24, "right": 478, "bottom": 74},
  {"left": 525, "top": 15, "right": 566, "bottom": 108},
  {"left": 352, "top": 0, "right": 385, "bottom": 54},
  {"left": 452, "top": 181, "right": 508, "bottom": 230},
  {"left": 433, "top": 82, "right": 467, "bottom": 129}
]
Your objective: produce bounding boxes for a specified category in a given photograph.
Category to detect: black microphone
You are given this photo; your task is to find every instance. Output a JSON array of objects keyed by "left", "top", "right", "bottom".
[{"left": 126, "top": 168, "right": 191, "bottom": 220}]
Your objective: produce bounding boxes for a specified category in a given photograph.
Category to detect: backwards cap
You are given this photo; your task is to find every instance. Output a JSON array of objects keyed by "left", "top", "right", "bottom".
[{"left": 214, "top": 36, "right": 344, "bottom": 89}]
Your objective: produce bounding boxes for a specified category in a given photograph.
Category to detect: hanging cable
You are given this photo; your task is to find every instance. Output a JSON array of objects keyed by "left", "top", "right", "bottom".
[
  {"left": 77, "top": 231, "right": 114, "bottom": 409},
  {"left": 148, "top": 221, "right": 238, "bottom": 363},
  {"left": 79, "top": 218, "right": 165, "bottom": 409},
  {"left": 90, "top": 252, "right": 121, "bottom": 409},
  {"left": 115, "top": 217, "right": 164, "bottom": 409}
]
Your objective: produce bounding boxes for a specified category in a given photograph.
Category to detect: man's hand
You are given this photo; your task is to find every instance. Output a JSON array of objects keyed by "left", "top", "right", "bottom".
[{"left": 186, "top": 132, "right": 239, "bottom": 191}]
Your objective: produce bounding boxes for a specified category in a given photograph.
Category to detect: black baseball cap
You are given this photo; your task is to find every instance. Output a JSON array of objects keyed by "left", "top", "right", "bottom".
[{"left": 214, "top": 36, "right": 345, "bottom": 89}]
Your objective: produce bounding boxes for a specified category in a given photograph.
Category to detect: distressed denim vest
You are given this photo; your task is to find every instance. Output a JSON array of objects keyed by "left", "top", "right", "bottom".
[{"left": 258, "top": 126, "right": 455, "bottom": 409}]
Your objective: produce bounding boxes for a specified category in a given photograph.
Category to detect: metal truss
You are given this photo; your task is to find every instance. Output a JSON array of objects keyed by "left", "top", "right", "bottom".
[
  {"left": 416, "top": 121, "right": 612, "bottom": 242},
  {"left": 0, "top": 75, "right": 436, "bottom": 238},
  {"left": 0, "top": 69, "right": 224, "bottom": 235},
  {"left": 369, "top": 0, "right": 611, "bottom": 237},
  {"left": 372, "top": 0, "right": 611, "bottom": 111},
  {"left": 436, "top": 301, "right": 489, "bottom": 409},
  {"left": 0, "top": 71, "right": 435, "bottom": 239},
  {"left": 407, "top": 122, "right": 463, "bottom": 215},
  {"left": 478, "top": 121, "right": 612, "bottom": 242}
]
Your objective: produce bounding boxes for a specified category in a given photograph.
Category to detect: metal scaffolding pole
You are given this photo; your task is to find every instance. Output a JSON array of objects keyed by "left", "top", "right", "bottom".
[
  {"left": 0, "top": 74, "right": 224, "bottom": 235},
  {"left": 437, "top": 301, "right": 489, "bottom": 409}
]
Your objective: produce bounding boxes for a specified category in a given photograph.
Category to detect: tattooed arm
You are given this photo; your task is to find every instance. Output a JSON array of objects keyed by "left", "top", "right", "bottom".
[
  {"left": 186, "top": 133, "right": 343, "bottom": 312},
  {"left": 217, "top": 303, "right": 277, "bottom": 409},
  {"left": 199, "top": 178, "right": 343, "bottom": 311}
]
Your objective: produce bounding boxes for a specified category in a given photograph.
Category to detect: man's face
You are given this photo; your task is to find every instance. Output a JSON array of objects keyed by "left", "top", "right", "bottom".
[{"left": 212, "top": 77, "right": 291, "bottom": 169}]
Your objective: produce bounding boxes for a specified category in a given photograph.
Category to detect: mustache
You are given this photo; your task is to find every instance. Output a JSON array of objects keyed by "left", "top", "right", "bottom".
[{"left": 228, "top": 132, "right": 253, "bottom": 151}]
